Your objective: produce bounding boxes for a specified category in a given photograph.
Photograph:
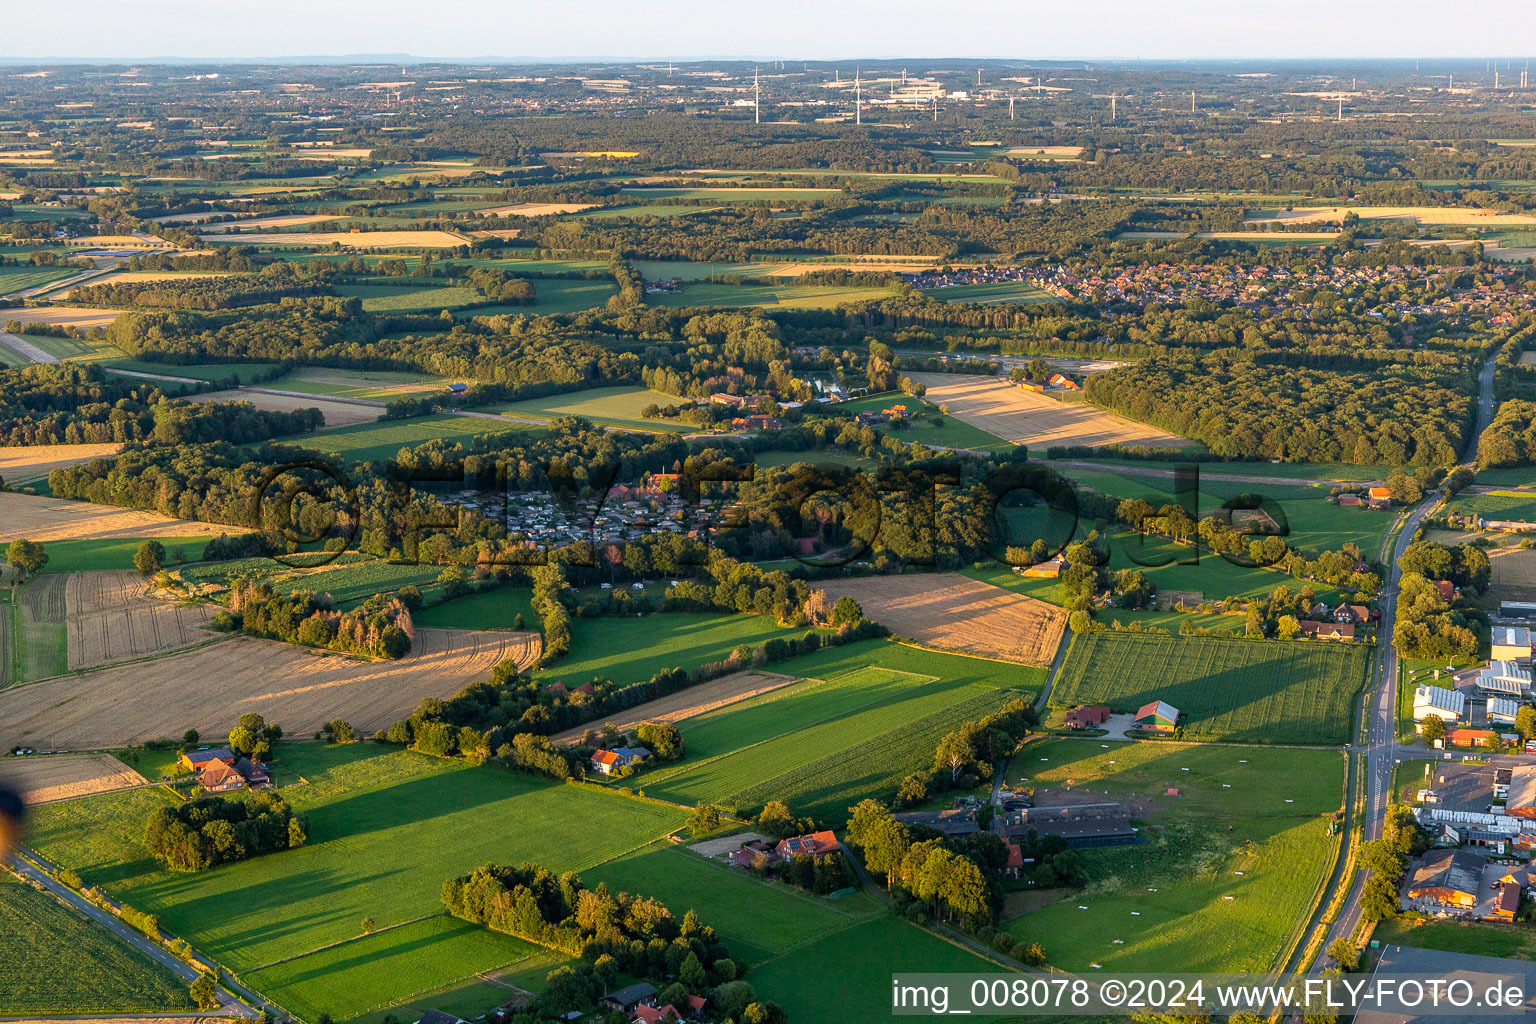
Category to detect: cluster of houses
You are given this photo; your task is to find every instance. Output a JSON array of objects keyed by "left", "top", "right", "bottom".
[
  {"left": 442, "top": 473, "right": 729, "bottom": 548},
  {"left": 1405, "top": 761, "right": 1536, "bottom": 920},
  {"left": 1336, "top": 485, "right": 1395, "bottom": 510},
  {"left": 1292, "top": 599, "right": 1377, "bottom": 642},
  {"left": 178, "top": 747, "right": 271, "bottom": 793},
  {"left": 908, "top": 265, "right": 1034, "bottom": 291},
  {"left": 1059, "top": 700, "right": 1181, "bottom": 734},
  {"left": 1009, "top": 371, "right": 1079, "bottom": 393},
  {"left": 853, "top": 403, "right": 910, "bottom": 427}
]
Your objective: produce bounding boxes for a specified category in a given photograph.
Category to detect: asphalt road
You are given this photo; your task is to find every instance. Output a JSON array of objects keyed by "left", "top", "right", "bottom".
[{"left": 1316, "top": 352, "right": 1501, "bottom": 969}]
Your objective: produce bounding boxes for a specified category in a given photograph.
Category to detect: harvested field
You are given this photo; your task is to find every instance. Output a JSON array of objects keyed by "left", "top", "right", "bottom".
[
  {"left": 475, "top": 202, "right": 594, "bottom": 217},
  {"left": 1005, "top": 145, "right": 1084, "bottom": 158},
  {"left": 65, "top": 571, "right": 216, "bottom": 671},
  {"left": 0, "top": 306, "right": 121, "bottom": 329},
  {"left": 199, "top": 229, "right": 469, "bottom": 248},
  {"left": 0, "top": 627, "right": 542, "bottom": 749},
  {"left": 0, "top": 492, "right": 251, "bottom": 543},
  {"left": 189, "top": 388, "right": 380, "bottom": 428},
  {"left": 200, "top": 213, "right": 343, "bottom": 233},
  {"left": 549, "top": 669, "right": 800, "bottom": 743},
  {"left": 813, "top": 574, "right": 1067, "bottom": 665},
  {"left": 0, "top": 752, "right": 146, "bottom": 805},
  {"left": 0, "top": 443, "right": 122, "bottom": 482},
  {"left": 53, "top": 271, "right": 242, "bottom": 299},
  {"left": 908, "top": 373, "right": 1191, "bottom": 449},
  {"left": 1248, "top": 205, "right": 1536, "bottom": 227}
]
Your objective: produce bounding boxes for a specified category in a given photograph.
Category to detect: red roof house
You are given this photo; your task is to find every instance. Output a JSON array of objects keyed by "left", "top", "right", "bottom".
[{"left": 775, "top": 830, "right": 839, "bottom": 859}]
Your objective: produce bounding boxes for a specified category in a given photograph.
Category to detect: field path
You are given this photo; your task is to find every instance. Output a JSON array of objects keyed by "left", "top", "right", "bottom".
[{"left": 0, "top": 332, "right": 58, "bottom": 364}]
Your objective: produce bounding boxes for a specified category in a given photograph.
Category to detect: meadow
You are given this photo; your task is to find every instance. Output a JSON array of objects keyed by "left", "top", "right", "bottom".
[
  {"left": 0, "top": 875, "right": 193, "bottom": 1014},
  {"left": 25, "top": 744, "right": 687, "bottom": 984},
  {"left": 930, "top": 280, "right": 1055, "bottom": 304},
  {"left": 469, "top": 277, "right": 617, "bottom": 316},
  {"left": 333, "top": 282, "right": 486, "bottom": 313},
  {"left": 481, "top": 384, "right": 689, "bottom": 432},
  {"left": 287, "top": 414, "right": 541, "bottom": 464},
  {"left": 1049, "top": 632, "right": 1369, "bottom": 744},
  {"left": 1448, "top": 489, "right": 1536, "bottom": 523},
  {"left": 544, "top": 611, "right": 813, "bottom": 687},
  {"left": 0, "top": 265, "right": 74, "bottom": 294},
  {"left": 817, "top": 393, "right": 1014, "bottom": 452},
  {"left": 411, "top": 585, "right": 538, "bottom": 631},
  {"left": 36, "top": 536, "right": 216, "bottom": 574},
  {"left": 1002, "top": 740, "right": 1345, "bottom": 974},
  {"left": 648, "top": 280, "right": 900, "bottom": 310}
]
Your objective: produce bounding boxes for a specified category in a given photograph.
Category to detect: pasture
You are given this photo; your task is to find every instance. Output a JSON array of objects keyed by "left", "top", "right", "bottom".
[
  {"left": 1049, "top": 632, "right": 1369, "bottom": 744},
  {"left": 34, "top": 536, "right": 223, "bottom": 575},
  {"left": 0, "top": 875, "right": 192, "bottom": 1014},
  {"left": 333, "top": 283, "right": 485, "bottom": 313},
  {"left": 550, "top": 668, "right": 799, "bottom": 743},
  {"left": 411, "top": 586, "right": 539, "bottom": 632},
  {"left": 931, "top": 280, "right": 1056, "bottom": 304},
  {"left": 288, "top": 414, "right": 541, "bottom": 464},
  {"left": 480, "top": 385, "right": 688, "bottom": 432},
  {"left": 637, "top": 642, "right": 1040, "bottom": 822},
  {"left": 545, "top": 612, "right": 812, "bottom": 687},
  {"left": 811, "top": 573, "right": 1066, "bottom": 665},
  {"left": 1001, "top": 740, "right": 1344, "bottom": 974},
  {"left": 0, "top": 265, "right": 73, "bottom": 295},
  {"left": 265, "top": 366, "right": 453, "bottom": 401},
  {"left": 908, "top": 373, "right": 1192, "bottom": 450},
  {"left": 25, "top": 744, "right": 687, "bottom": 981},
  {"left": 469, "top": 277, "right": 617, "bottom": 316},
  {"left": 1449, "top": 489, "right": 1536, "bottom": 523},
  {"left": 648, "top": 280, "right": 899, "bottom": 310}
]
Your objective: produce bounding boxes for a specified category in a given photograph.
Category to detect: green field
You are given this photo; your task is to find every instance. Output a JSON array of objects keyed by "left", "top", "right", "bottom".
[
  {"left": 102, "top": 359, "right": 283, "bottom": 384},
  {"left": 544, "top": 611, "right": 813, "bottom": 687},
  {"left": 288, "top": 414, "right": 541, "bottom": 464},
  {"left": 244, "top": 914, "right": 565, "bottom": 1023},
  {"left": 640, "top": 663, "right": 1019, "bottom": 820},
  {"left": 930, "top": 280, "right": 1055, "bottom": 304},
  {"left": 620, "top": 186, "right": 840, "bottom": 202},
  {"left": 26, "top": 745, "right": 687, "bottom": 1003},
  {"left": 1049, "top": 632, "right": 1369, "bottom": 744},
  {"left": 1448, "top": 489, "right": 1536, "bottom": 523},
  {"left": 469, "top": 277, "right": 616, "bottom": 316},
  {"left": 481, "top": 384, "right": 689, "bottom": 432},
  {"left": 1002, "top": 740, "right": 1344, "bottom": 974},
  {"left": 818, "top": 392, "right": 1014, "bottom": 452},
  {"left": 1372, "top": 916, "right": 1536, "bottom": 960},
  {"left": 412, "top": 586, "right": 539, "bottom": 631},
  {"left": 1474, "top": 466, "right": 1536, "bottom": 487},
  {"left": 0, "top": 875, "right": 193, "bottom": 1013},
  {"left": 35, "top": 536, "right": 214, "bottom": 574},
  {"left": 580, "top": 204, "right": 710, "bottom": 220},
  {"left": 0, "top": 265, "right": 74, "bottom": 295},
  {"left": 264, "top": 367, "right": 452, "bottom": 401},
  {"left": 648, "top": 281, "right": 899, "bottom": 310},
  {"left": 334, "top": 283, "right": 486, "bottom": 313}
]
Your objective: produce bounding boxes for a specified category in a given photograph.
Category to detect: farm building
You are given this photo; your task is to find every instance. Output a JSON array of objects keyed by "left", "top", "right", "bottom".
[
  {"left": 179, "top": 747, "right": 271, "bottom": 793},
  {"left": 1297, "top": 620, "right": 1355, "bottom": 641},
  {"left": 893, "top": 808, "right": 981, "bottom": 836},
  {"left": 1405, "top": 848, "right": 1482, "bottom": 909},
  {"left": 775, "top": 830, "right": 839, "bottom": 859},
  {"left": 999, "top": 802, "right": 1138, "bottom": 849},
  {"left": 1421, "top": 763, "right": 1499, "bottom": 814},
  {"left": 1133, "top": 700, "right": 1180, "bottom": 733},
  {"left": 1501, "top": 601, "right": 1536, "bottom": 620},
  {"left": 415, "top": 1012, "right": 470, "bottom": 1024},
  {"left": 1505, "top": 766, "right": 1536, "bottom": 820},
  {"left": 1493, "top": 626, "right": 1534, "bottom": 665},
  {"left": 1365, "top": 486, "right": 1392, "bottom": 509},
  {"left": 1063, "top": 705, "right": 1111, "bottom": 729},
  {"left": 1445, "top": 728, "right": 1499, "bottom": 749},
  {"left": 1412, "top": 685, "right": 1466, "bottom": 725},
  {"left": 603, "top": 982, "right": 658, "bottom": 1013},
  {"left": 589, "top": 745, "right": 651, "bottom": 776},
  {"left": 1489, "top": 881, "right": 1523, "bottom": 922},
  {"left": 1475, "top": 661, "right": 1530, "bottom": 697},
  {"left": 1018, "top": 558, "right": 1064, "bottom": 578},
  {"left": 1488, "top": 697, "right": 1523, "bottom": 725}
]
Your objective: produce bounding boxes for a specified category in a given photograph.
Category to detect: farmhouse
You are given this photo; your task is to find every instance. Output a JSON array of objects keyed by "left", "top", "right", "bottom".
[
  {"left": 1432, "top": 580, "right": 1456, "bottom": 602},
  {"left": 633, "top": 1004, "right": 682, "bottom": 1024},
  {"left": 1406, "top": 848, "right": 1482, "bottom": 909},
  {"left": 1411, "top": 685, "right": 1466, "bottom": 725},
  {"left": 1133, "top": 700, "right": 1180, "bottom": 733},
  {"left": 1019, "top": 558, "right": 1064, "bottom": 579},
  {"left": 590, "top": 745, "right": 651, "bottom": 776},
  {"left": 603, "top": 982, "right": 658, "bottom": 1013},
  {"left": 1365, "top": 487, "right": 1392, "bottom": 509},
  {"left": 179, "top": 747, "right": 270, "bottom": 793},
  {"left": 1492, "top": 626, "right": 1533, "bottom": 665},
  {"left": 1296, "top": 620, "right": 1355, "bottom": 641},
  {"left": 775, "top": 830, "right": 839, "bottom": 859},
  {"left": 1063, "top": 705, "right": 1112, "bottom": 729}
]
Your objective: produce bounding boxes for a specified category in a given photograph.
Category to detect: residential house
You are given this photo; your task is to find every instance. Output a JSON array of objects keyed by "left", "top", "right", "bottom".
[
  {"left": 1488, "top": 880, "right": 1523, "bottom": 922},
  {"left": 589, "top": 745, "right": 651, "bottom": 776},
  {"left": 1445, "top": 728, "right": 1499, "bottom": 749},
  {"left": 1488, "top": 697, "right": 1523, "bottom": 725},
  {"left": 1019, "top": 558, "right": 1064, "bottom": 579},
  {"left": 1332, "top": 603, "right": 1371, "bottom": 625},
  {"left": 1412, "top": 685, "right": 1467, "bottom": 725},
  {"left": 180, "top": 747, "right": 270, "bottom": 793},
  {"left": 1365, "top": 487, "right": 1392, "bottom": 509},
  {"left": 1297, "top": 620, "right": 1355, "bottom": 641},
  {"left": 1432, "top": 579, "right": 1456, "bottom": 602},
  {"left": 1134, "top": 700, "right": 1180, "bottom": 733},
  {"left": 1492, "top": 627, "right": 1534, "bottom": 666},
  {"left": 1406, "top": 848, "right": 1482, "bottom": 908},
  {"left": 1047, "top": 372, "right": 1079, "bottom": 390},
  {"left": 604, "top": 982, "right": 659, "bottom": 1013},
  {"left": 1004, "top": 841, "right": 1025, "bottom": 878},
  {"left": 1064, "top": 705, "right": 1111, "bottom": 729},
  {"left": 1497, "top": 864, "right": 1536, "bottom": 898},
  {"left": 634, "top": 1004, "right": 681, "bottom": 1024},
  {"left": 774, "top": 830, "right": 839, "bottom": 860},
  {"left": 179, "top": 747, "right": 237, "bottom": 773}
]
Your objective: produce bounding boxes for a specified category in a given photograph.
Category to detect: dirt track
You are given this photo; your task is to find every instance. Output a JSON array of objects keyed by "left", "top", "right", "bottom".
[
  {"left": 0, "top": 627, "right": 542, "bottom": 748},
  {"left": 910, "top": 373, "right": 1190, "bottom": 449},
  {"left": 813, "top": 574, "right": 1067, "bottom": 665},
  {"left": 65, "top": 571, "right": 217, "bottom": 670},
  {"left": 549, "top": 669, "right": 800, "bottom": 743},
  {"left": 0, "top": 751, "right": 146, "bottom": 804}
]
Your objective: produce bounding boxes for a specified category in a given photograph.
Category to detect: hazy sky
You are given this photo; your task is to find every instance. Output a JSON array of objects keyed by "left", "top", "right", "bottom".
[{"left": 6, "top": 0, "right": 1536, "bottom": 62}]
